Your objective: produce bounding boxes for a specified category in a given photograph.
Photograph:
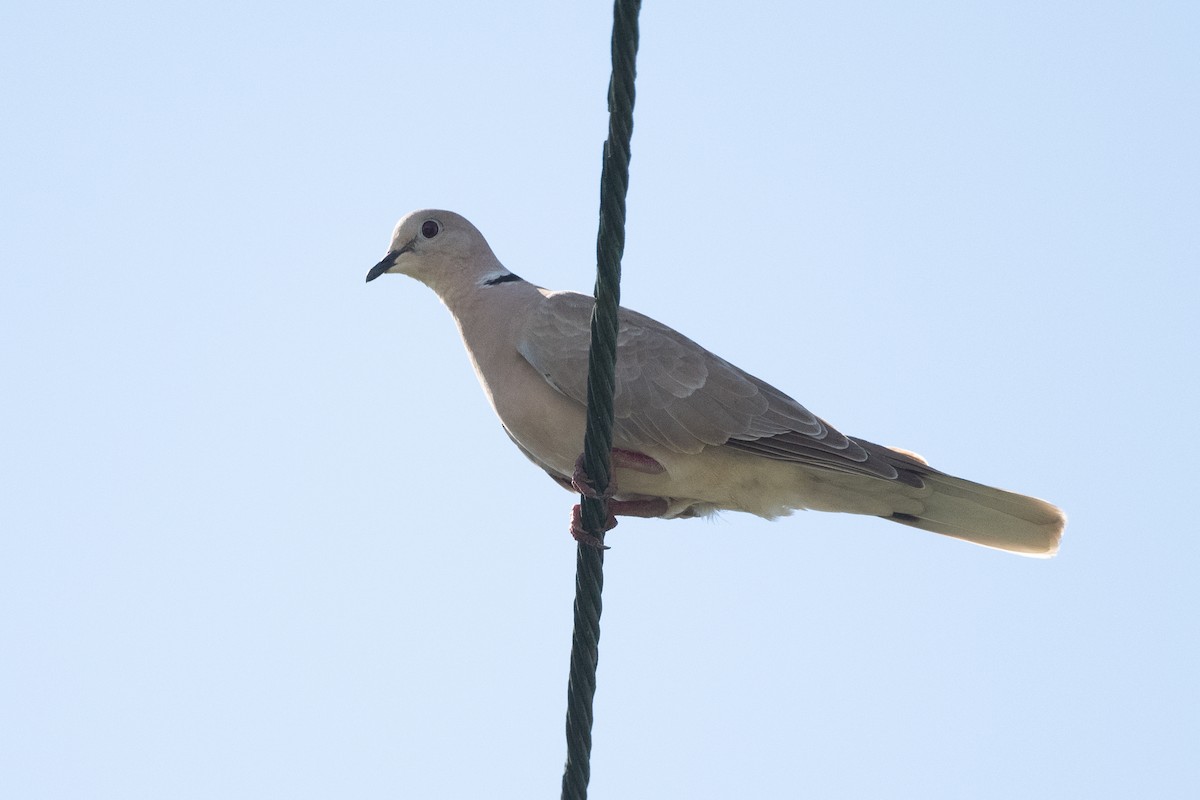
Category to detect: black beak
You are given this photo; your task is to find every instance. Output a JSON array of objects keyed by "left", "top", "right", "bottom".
[{"left": 366, "top": 251, "right": 400, "bottom": 283}]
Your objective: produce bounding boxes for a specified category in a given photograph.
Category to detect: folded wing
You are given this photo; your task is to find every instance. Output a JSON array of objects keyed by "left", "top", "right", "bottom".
[{"left": 516, "top": 290, "right": 925, "bottom": 485}]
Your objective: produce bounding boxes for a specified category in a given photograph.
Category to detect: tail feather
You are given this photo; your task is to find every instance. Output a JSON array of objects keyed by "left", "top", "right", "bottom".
[
  {"left": 844, "top": 438, "right": 1065, "bottom": 557},
  {"left": 886, "top": 472, "right": 1065, "bottom": 557}
]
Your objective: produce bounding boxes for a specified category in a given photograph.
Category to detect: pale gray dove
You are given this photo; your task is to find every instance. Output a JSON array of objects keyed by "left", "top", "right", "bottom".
[{"left": 367, "top": 209, "right": 1065, "bottom": 557}]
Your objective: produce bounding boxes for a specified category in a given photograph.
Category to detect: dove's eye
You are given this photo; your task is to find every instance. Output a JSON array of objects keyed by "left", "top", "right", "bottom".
[{"left": 421, "top": 220, "right": 440, "bottom": 239}]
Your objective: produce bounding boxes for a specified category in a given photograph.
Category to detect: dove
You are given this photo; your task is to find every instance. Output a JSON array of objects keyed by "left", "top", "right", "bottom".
[{"left": 366, "top": 209, "right": 1065, "bottom": 557}]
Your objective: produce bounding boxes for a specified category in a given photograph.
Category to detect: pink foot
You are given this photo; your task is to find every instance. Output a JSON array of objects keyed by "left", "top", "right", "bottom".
[
  {"left": 571, "top": 448, "right": 665, "bottom": 497},
  {"left": 609, "top": 498, "right": 670, "bottom": 518},
  {"left": 568, "top": 497, "right": 671, "bottom": 549},
  {"left": 571, "top": 503, "right": 615, "bottom": 550}
]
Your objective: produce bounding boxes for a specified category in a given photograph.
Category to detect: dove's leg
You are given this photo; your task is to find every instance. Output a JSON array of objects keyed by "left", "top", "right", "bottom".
[
  {"left": 571, "top": 448, "right": 665, "bottom": 498},
  {"left": 569, "top": 497, "right": 670, "bottom": 549},
  {"left": 609, "top": 498, "right": 670, "bottom": 516},
  {"left": 567, "top": 449, "right": 668, "bottom": 548}
]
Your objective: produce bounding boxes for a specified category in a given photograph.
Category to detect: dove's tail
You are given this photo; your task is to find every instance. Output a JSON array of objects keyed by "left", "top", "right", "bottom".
[
  {"left": 883, "top": 472, "right": 1064, "bottom": 557},
  {"left": 834, "top": 439, "right": 1065, "bottom": 557}
]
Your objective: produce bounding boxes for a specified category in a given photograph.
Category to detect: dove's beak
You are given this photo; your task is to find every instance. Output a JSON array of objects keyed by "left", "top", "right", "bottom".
[
  {"left": 366, "top": 237, "right": 418, "bottom": 283},
  {"left": 366, "top": 251, "right": 400, "bottom": 283}
]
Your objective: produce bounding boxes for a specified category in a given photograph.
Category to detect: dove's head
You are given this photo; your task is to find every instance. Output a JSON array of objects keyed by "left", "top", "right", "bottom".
[{"left": 366, "top": 209, "right": 507, "bottom": 295}]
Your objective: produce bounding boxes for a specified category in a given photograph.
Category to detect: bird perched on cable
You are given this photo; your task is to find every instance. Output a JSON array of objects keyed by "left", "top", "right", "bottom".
[{"left": 366, "top": 209, "right": 1065, "bottom": 557}]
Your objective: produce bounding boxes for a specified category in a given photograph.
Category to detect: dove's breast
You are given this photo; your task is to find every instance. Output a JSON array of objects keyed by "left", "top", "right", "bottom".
[{"left": 447, "top": 290, "right": 589, "bottom": 481}]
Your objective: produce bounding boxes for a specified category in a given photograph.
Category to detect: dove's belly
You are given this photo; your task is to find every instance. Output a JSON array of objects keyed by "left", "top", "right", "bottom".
[{"left": 614, "top": 445, "right": 910, "bottom": 521}]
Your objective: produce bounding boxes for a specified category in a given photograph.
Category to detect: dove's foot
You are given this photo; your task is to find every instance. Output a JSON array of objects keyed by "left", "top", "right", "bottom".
[
  {"left": 570, "top": 503, "right": 615, "bottom": 549},
  {"left": 569, "top": 497, "right": 671, "bottom": 549},
  {"left": 571, "top": 449, "right": 665, "bottom": 498}
]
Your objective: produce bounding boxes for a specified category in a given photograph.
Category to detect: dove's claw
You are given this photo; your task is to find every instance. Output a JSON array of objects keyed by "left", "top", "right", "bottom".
[
  {"left": 570, "top": 503, "right": 615, "bottom": 549},
  {"left": 571, "top": 456, "right": 610, "bottom": 499}
]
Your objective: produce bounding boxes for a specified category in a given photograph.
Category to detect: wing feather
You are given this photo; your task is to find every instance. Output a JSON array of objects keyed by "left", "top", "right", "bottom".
[{"left": 516, "top": 290, "right": 920, "bottom": 483}]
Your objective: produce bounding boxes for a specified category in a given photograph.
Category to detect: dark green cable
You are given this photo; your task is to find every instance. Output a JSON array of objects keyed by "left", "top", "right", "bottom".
[{"left": 561, "top": 2, "right": 641, "bottom": 798}]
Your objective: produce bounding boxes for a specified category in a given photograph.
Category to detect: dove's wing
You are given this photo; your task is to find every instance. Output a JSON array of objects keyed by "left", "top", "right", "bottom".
[{"left": 516, "top": 290, "right": 922, "bottom": 484}]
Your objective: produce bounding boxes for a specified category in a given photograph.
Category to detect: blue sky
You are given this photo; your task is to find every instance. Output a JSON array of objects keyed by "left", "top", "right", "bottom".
[{"left": 2, "top": 2, "right": 1197, "bottom": 798}]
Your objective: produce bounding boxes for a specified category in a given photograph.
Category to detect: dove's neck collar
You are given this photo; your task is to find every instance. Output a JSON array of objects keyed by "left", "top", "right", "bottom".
[{"left": 479, "top": 270, "right": 524, "bottom": 288}]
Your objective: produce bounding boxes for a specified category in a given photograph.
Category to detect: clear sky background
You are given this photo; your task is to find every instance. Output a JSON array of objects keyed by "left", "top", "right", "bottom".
[{"left": 2, "top": 2, "right": 1197, "bottom": 798}]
